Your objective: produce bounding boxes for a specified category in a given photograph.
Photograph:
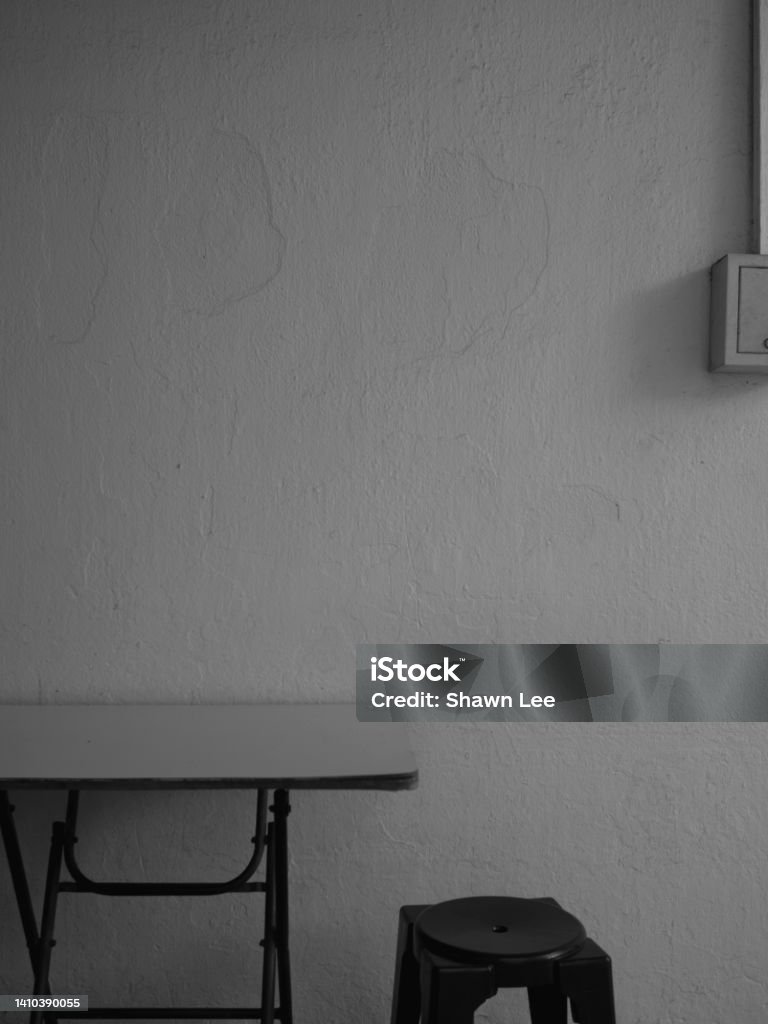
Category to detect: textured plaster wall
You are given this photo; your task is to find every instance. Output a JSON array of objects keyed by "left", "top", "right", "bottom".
[{"left": 0, "top": 0, "right": 764, "bottom": 1021}]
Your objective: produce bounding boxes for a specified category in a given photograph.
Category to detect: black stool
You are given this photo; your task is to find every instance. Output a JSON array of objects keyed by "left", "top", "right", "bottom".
[{"left": 391, "top": 896, "right": 616, "bottom": 1024}]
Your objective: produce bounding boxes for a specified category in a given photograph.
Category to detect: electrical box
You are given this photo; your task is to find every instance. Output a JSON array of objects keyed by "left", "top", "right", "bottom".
[{"left": 710, "top": 253, "right": 768, "bottom": 372}]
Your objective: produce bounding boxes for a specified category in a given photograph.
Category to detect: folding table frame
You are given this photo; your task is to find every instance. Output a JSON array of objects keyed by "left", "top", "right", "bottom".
[{"left": 0, "top": 786, "right": 292, "bottom": 1023}]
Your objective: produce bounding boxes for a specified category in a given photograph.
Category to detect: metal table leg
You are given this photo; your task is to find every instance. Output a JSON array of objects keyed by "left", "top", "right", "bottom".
[
  {"left": 260, "top": 820, "right": 277, "bottom": 1024},
  {"left": 30, "top": 821, "right": 66, "bottom": 1024},
  {"left": 273, "top": 790, "right": 293, "bottom": 1024},
  {"left": 0, "top": 791, "right": 44, "bottom": 981}
]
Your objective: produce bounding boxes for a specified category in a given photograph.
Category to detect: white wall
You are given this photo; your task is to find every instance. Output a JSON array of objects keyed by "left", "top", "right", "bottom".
[{"left": 0, "top": 1, "right": 764, "bottom": 1021}]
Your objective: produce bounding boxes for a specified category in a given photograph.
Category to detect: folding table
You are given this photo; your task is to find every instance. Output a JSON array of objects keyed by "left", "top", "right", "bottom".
[{"left": 0, "top": 704, "right": 417, "bottom": 1022}]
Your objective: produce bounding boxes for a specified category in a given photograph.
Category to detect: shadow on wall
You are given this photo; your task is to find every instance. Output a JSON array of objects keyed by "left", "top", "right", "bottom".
[{"left": 618, "top": 268, "right": 768, "bottom": 399}]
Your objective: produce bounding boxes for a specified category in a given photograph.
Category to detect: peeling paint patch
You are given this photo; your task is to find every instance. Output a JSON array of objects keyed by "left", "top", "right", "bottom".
[
  {"left": 159, "top": 130, "right": 285, "bottom": 315},
  {"left": 38, "top": 115, "right": 108, "bottom": 344}
]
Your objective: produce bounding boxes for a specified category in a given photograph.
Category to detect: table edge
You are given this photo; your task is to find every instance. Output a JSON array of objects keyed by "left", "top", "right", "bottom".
[{"left": 0, "top": 770, "right": 419, "bottom": 791}]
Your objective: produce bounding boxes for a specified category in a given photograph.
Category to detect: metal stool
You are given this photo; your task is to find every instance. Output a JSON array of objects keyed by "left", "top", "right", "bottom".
[{"left": 391, "top": 896, "right": 616, "bottom": 1023}]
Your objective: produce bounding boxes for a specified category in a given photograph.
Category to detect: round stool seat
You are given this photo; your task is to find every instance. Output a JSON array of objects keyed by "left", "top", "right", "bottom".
[{"left": 415, "top": 897, "right": 587, "bottom": 964}]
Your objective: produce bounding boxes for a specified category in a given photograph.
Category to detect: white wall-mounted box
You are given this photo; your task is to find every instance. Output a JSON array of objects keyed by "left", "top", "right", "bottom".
[{"left": 710, "top": 254, "right": 768, "bottom": 372}]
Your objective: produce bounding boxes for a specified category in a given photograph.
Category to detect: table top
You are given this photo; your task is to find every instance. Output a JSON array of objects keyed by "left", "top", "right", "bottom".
[{"left": 0, "top": 703, "right": 418, "bottom": 791}]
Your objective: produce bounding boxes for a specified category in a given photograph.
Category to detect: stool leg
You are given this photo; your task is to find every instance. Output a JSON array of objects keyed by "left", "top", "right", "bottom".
[
  {"left": 390, "top": 905, "right": 429, "bottom": 1024},
  {"left": 557, "top": 939, "right": 616, "bottom": 1024},
  {"left": 527, "top": 984, "right": 568, "bottom": 1024},
  {"left": 420, "top": 951, "right": 495, "bottom": 1024}
]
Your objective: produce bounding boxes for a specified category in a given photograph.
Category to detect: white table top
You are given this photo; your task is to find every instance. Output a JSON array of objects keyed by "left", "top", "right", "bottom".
[{"left": 0, "top": 704, "right": 418, "bottom": 790}]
